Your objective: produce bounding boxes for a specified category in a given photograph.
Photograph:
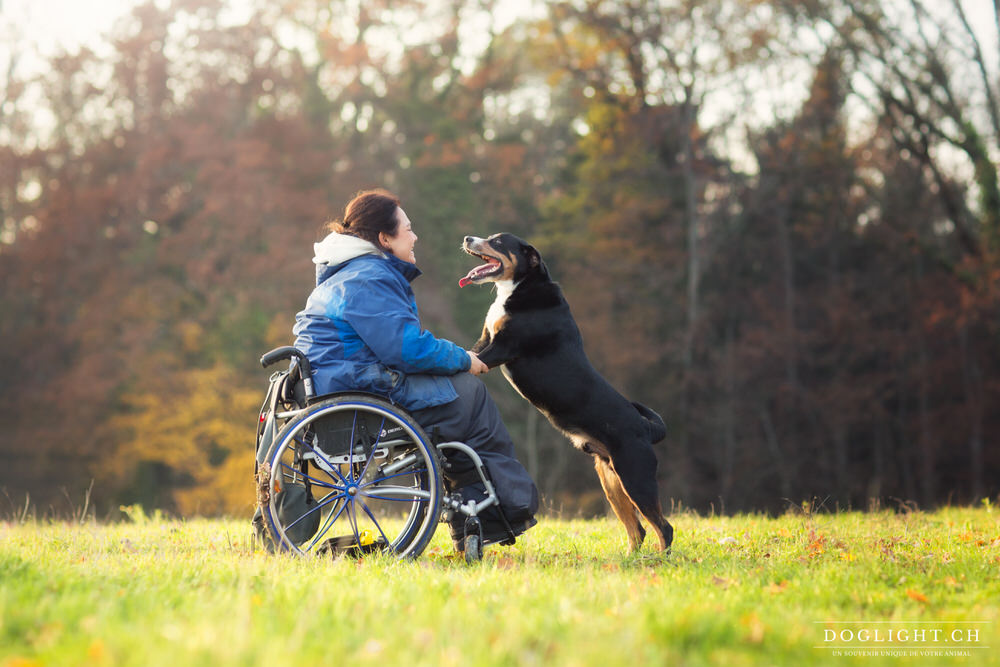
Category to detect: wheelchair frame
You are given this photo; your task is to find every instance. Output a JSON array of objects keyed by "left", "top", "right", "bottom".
[{"left": 254, "top": 346, "right": 514, "bottom": 561}]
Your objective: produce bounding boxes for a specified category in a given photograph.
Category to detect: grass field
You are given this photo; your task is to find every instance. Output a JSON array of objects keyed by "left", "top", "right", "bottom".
[{"left": 1, "top": 505, "right": 998, "bottom": 666}]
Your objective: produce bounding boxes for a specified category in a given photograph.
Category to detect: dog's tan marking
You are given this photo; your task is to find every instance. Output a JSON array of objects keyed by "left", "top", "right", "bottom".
[
  {"left": 489, "top": 314, "right": 509, "bottom": 337},
  {"left": 636, "top": 497, "right": 671, "bottom": 551},
  {"left": 594, "top": 457, "right": 646, "bottom": 551},
  {"left": 498, "top": 253, "right": 517, "bottom": 281},
  {"left": 568, "top": 433, "right": 609, "bottom": 459}
]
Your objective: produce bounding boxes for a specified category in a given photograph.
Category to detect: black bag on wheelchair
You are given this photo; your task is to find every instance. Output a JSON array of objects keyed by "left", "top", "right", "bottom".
[
  {"left": 274, "top": 484, "right": 321, "bottom": 545},
  {"left": 442, "top": 453, "right": 538, "bottom": 546}
]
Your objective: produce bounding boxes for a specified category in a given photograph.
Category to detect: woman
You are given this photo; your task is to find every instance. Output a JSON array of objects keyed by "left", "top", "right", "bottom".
[{"left": 293, "top": 189, "right": 538, "bottom": 548}]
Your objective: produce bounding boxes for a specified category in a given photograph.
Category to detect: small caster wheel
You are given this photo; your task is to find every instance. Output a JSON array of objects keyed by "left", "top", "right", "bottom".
[
  {"left": 464, "top": 534, "right": 482, "bottom": 563},
  {"left": 464, "top": 516, "right": 483, "bottom": 563}
]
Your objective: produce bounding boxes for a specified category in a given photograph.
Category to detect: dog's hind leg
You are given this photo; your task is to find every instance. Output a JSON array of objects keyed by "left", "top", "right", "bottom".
[
  {"left": 594, "top": 457, "right": 646, "bottom": 551},
  {"left": 610, "top": 447, "right": 674, "bottom": 552}
]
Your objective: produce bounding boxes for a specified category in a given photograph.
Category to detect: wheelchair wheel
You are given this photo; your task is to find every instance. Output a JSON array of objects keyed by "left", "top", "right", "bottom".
[{"left": 260, "top": 394, "right": 442, "bottom": 558}]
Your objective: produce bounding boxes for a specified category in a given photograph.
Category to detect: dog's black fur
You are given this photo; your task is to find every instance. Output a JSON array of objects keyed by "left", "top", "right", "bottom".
[{"left": 460, "top": 233, "right": 673, "bottom": 551}]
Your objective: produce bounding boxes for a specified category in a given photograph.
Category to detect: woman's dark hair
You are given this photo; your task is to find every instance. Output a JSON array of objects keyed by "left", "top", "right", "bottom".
[{"left": 327, "top": 188, "right": 401, "bottom": 248}]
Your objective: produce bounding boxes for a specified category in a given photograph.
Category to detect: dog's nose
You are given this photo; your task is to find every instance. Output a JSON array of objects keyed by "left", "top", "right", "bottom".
[{"left": 464, "top": 236, "right": 475, "bottom": 244}]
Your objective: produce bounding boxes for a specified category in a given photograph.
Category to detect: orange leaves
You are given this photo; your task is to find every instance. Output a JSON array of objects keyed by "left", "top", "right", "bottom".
[
  {"left": 801, "top": 529, "right": 857, "bottom": 562},
  {"left": 492, "top": 555, "right": 516, "bottom": 570},
  {"left": 956, "top": 530, "right": 1000, "bottom": 548},
  {"left": 905, "top": 589, "right": 929, "bottom": 604},
  {"left": 741, "top": 612, "right": 765, "bottom": 643},
  {"left": 877, "top": 535, "right": 903, "bottom": 561},
  {"left": 807, "top": 530, "right": 827, "bottom": 559},
  {"left": 764, "top": 580, "right": 789, "bottom": 595}
]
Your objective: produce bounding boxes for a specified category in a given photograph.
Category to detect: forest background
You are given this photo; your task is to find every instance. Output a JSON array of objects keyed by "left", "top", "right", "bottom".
[{"left": 1, "top": 0, "right": 998, "bottom": 519}]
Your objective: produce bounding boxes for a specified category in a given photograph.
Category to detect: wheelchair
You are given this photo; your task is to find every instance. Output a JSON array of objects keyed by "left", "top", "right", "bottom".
[{"left": 253, "top": 346, "right": 518, "bottom": 562}]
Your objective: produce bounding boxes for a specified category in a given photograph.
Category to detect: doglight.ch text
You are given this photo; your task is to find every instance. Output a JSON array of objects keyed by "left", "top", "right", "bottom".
[{"left": 815, "top": 622, "right": 989, "bottom": 658}]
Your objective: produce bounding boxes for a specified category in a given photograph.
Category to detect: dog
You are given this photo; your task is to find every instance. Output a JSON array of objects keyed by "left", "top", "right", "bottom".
[{"left": 459, "top": 233, "right": 673, "bottom": 552}]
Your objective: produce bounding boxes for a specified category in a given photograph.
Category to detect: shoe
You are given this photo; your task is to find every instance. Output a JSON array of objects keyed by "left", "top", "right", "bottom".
[{"left": 450, "top": 515, "right": 536, "bottom": 547}]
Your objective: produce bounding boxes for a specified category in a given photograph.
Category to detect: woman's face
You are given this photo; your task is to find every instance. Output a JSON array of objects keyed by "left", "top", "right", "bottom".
[{"left": 380, "top": 207, "right": 418, "bottom": 264}]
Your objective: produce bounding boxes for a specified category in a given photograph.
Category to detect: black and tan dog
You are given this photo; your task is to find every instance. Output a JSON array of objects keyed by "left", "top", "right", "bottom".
[{"left": 459, "top": 233, "right": 673, "bottom": 552}]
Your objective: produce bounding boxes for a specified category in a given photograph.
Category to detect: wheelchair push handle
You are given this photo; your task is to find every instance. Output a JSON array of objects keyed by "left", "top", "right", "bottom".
[
  {"left": 259, "top": 346, "right": 315, "bottom": 398},
  {"left": 260, "top": 346, "right": 300, "bottom": 368}
]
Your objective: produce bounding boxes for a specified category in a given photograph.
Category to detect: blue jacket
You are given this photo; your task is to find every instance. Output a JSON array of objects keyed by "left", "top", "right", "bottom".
[{"left": 293, "top": 233, "right": 470, "bottom": 410}]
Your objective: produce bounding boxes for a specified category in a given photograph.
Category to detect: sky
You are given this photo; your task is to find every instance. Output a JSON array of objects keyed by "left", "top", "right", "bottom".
[
  {"left": 1, "top": 0, "right": 996, "bottom": 161},
  {"left": 0, "top": 0, "right": 543, "bottom": 56},
  {"left": 2, "top": 0, "right": 996, "bottom": 71},
  {"left": 2, "top": 0, "right": 143, "bottom": 55},
  {"left": 4, "top": 0, "right": 997, "bottom": 49}
]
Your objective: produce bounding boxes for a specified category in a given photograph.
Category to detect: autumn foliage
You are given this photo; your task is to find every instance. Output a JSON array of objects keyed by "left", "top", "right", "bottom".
[{"left": 0, "top": 0, "right": 997, "bottom": 516}]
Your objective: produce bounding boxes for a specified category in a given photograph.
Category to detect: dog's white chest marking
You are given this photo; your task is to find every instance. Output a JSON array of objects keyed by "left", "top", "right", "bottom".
[{"left": 486, "top": 280, "right": 515, "bottom": 336}]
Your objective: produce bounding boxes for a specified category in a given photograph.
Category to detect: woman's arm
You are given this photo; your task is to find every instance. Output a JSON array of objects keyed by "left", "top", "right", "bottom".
[{"left": 343, "top": 274, "right": 471, "bottom": 375}]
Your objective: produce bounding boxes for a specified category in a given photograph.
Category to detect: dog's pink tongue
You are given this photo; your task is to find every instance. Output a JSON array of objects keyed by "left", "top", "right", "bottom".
[
  {"left": 459, "top": 266, "right": 480, "bottom": 287},
  {"left": 460, "top": 259, "right": 498, "bottom": 287}
]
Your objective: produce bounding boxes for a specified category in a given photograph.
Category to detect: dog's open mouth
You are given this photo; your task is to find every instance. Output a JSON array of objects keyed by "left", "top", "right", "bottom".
[{"left": 459, "top": 251, "right": 502, "bottom": 287}]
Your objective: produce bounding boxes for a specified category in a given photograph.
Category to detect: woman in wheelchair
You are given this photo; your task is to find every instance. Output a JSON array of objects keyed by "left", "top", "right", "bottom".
[{"left": 254, "top": 189, "right": 537, "bottom": 559}]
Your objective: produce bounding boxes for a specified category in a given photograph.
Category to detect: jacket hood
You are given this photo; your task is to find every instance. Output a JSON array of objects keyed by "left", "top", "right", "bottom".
[
  {"left": 312, "top": 232, "right": 422, "bottom": 285},
  {"left": 313, "top": 232, "right": 383, "bottom": 266}
]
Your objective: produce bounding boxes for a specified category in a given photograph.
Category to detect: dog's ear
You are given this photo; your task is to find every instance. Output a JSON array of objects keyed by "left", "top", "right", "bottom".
[
  {"left": 523, "top": 244, "right": 541, "bottom": 268},
  {"left": 520, "top": 243, "right": 549, "bottom": 280}
]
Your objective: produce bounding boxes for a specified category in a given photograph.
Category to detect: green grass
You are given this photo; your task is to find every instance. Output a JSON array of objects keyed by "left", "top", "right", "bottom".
[{"left": 2, "top": 507, "right": 998, "bottom": 666}]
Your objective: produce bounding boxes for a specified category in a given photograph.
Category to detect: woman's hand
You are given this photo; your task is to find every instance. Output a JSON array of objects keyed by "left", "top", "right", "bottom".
[{"left": 467, "top": 351, "right": 489, "bottom": 375}]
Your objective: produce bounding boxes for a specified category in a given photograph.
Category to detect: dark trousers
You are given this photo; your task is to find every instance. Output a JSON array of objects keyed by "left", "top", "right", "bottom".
[{"left": 411, "top": 372, "right": 539, "bottom": 538}]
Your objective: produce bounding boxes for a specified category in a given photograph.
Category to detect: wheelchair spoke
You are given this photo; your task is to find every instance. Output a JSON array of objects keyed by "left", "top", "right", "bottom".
[
  {"left": 347, "top": 410, "right": 359, "bottom": 484},
  {"left": 306, "top": 496, "right": 349, "bottom": 552},
  {"left": 314, "top": 488, "right": 341, "bottom": 505},
  {"left": 284, "top": 491, "right": 346, "bottom": 533},
  {"left": 346, "top": 496, "right": 362, "bottom": 547},
  {"left": 356, "top": 499, "right": 392, "bottom": 549},
  {"left": 294, "top": 436, "right": 350, "bottom": 486},
  {"left": 277, "top": 461, "right": 340, "bottom": 491},
  {"left": 356, "top": 415, "right": 387, "bottom": 483}
]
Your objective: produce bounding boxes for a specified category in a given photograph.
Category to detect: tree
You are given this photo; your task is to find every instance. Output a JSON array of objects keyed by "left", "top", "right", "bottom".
[
  {"left": 529, "top": 0, "right": 775, "bottom": 501},
  {"left": 108, "top": 364, "right": 259, "bottom": 515},
  {"left": 0, "top": 0, "right": 337, "bottom": 512},
  {"left": 785, "top": 0, "right": 1000, "bottom": 504}
]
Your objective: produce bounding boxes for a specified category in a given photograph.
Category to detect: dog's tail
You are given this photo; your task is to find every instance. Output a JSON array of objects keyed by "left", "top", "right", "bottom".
[{"left": 632, "top": 402, "right": 666, "bottom": 443}]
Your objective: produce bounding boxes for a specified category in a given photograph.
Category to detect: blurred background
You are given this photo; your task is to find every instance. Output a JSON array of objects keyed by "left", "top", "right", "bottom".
[{"left": 1, "top": 0, "right": 997, "bottom": 519}]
